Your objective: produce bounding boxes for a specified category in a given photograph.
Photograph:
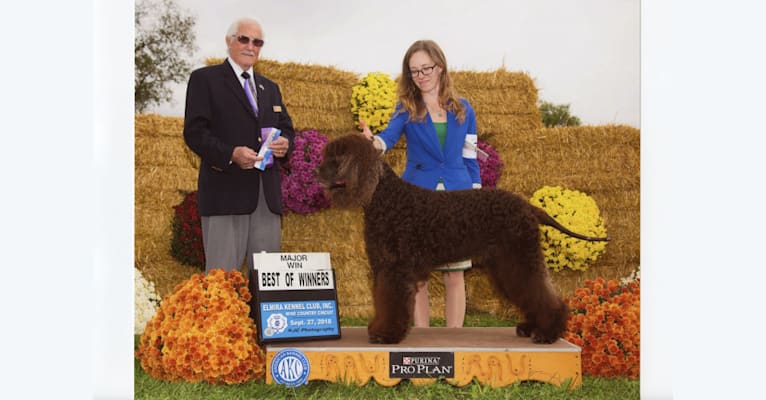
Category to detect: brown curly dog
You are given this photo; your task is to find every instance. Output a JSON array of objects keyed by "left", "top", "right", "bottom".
[{"left": 315, "top": 134, "right": 608, "bottom": 344}]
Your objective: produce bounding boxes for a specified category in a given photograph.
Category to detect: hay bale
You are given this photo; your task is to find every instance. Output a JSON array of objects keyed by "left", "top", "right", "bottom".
[
  {"left": 496, "top": 125, "right": 640, "bottom": 283},
  {"left": 135, "top": 166, "right": 198, "bottom": 194},
  {"left": 453, "top": 68, "right": 542, "bottom": 138},
  {"left": 135, "top": 114, "right": 202, "bottom": 294},
  {"left": 470, "top": 125, "right": 641, "bottom": 306},
  {"left": 135, "top": 136, "right": 199, "bottom": 169},
  {"left": 135, "top": 254, "right": 202, "bottom": 298},
  {"left": 134, "top": 114, "right": 185, "bottom": 138},
  {"left": 287, "top": 106, "right": 356, "bottom": 138}
]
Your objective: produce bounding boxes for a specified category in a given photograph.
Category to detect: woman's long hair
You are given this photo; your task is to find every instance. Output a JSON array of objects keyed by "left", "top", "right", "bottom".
[{"left": 397, "top": 40, "right": 466, "bottom": 124}]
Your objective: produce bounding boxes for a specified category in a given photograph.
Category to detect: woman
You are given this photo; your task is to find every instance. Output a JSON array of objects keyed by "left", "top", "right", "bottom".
[{"left": 361, "top": 39, "right": 481, "bottom": 328}]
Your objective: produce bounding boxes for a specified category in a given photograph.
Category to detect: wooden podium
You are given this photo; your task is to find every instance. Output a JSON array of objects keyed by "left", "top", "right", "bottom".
[{"left": 265, "top": 326, "right": 581, "bottom": 388}]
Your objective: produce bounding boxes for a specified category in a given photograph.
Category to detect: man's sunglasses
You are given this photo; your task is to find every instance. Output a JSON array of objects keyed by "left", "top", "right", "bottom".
[{"left": 232, "top": 34, "right": 264, "bottom": 47}]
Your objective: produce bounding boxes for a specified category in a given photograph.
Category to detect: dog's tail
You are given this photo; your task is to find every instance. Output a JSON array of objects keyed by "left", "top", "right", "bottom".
[{"left": 532, "top": 206, "right": 610, "bottom": 242}]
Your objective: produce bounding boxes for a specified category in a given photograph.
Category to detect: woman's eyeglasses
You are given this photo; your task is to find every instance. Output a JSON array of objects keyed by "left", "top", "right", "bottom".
[
  {"left": 409, "top": 65, "right": 436, "bottom": 78},
  {"left": 232, "top": 34, "right": 264, "bottom": 47}
]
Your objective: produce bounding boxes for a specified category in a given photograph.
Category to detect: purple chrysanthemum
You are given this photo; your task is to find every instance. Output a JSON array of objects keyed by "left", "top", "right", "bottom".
[
  {"left": 280, "top": 129, "right": 331, "bottom": 214},
  {"left": 477, "top": 140, "right": 504, "bottom": 188}
]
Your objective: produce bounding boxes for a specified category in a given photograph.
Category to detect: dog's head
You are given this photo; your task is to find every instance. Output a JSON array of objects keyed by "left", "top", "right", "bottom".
[{"left": 315, "top": 133, "right": 384, "bottom": 208}]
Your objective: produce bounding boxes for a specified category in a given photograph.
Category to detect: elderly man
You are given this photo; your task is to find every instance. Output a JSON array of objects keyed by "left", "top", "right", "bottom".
[{"left": 183, "top": 17, "right": 295, "bottom": 273}]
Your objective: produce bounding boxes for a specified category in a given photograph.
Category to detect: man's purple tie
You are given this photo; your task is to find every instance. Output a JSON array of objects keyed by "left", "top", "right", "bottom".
[{"left": 241, "top": 71, "right": 259, "bottom": 117}]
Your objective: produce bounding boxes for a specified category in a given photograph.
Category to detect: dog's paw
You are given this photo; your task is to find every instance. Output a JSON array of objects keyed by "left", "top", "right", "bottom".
[
  {"left": 516, "top": 323, "right": 533, "bottom": 338},
  {"left": 367, "top": 333, "right": 401, "bottom": 344},
  {"left": 532, "top": 333, "right": 559, "bottom": 344},
  {"left": 368, "top": 325, "right": 408, "bottom": 344},
  {"left": 368, "top": 335, "right": 387, "bottom": 344}
]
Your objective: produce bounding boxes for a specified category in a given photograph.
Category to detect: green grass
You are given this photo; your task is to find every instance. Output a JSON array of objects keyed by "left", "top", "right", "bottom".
[
  {"left": 341, "top": 313, "right": 517, "bottom": 328},
  {"left": 135, "top": 314, "right": 639, "bottom": 399}
]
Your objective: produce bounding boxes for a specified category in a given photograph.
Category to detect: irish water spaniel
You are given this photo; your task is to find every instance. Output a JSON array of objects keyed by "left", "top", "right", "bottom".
[{"left": 315, "top": 133, "right": 608, "bottom": 345}]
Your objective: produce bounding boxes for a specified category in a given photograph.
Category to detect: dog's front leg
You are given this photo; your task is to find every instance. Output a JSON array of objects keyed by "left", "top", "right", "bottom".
[{"left": 367, "top": 269, "right": 414, "bottom": 344}]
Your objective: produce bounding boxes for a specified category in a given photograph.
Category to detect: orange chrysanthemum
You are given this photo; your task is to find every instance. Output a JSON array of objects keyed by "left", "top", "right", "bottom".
[
  {"left": 564, "top": 277, "right": 640, "bottom": 378},
  {"left": 136, "top": 269, "right": 266, "bottom": 384}
]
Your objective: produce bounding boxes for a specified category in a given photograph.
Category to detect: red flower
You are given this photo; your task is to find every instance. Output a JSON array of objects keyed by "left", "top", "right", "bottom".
[{"left": 170, "top": 191, "right": 205, "bottom": 268}]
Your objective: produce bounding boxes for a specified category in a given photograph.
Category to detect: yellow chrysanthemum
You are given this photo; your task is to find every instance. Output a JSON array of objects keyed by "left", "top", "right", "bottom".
[
  {"left": 350, "top": 72, "right": 397, "bottom": 133},
  {"left": 530, "top": 185, "right": 608, "bottom": 272}
]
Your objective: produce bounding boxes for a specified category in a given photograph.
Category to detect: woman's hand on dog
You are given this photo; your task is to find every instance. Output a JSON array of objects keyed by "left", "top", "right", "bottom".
[
  {"left": 358, "top": 120, "right": 383, "bottom": 151},
  {"left": 359, "top": 120, "right": 373, "bottom": 140}
]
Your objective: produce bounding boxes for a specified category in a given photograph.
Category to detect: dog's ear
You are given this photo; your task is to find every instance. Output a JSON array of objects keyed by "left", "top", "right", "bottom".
[
  {"left": 335, "top": 134, "right": 383, "bottom": 206},
  {"left": 337, "top": 151, "right": 355, "bottom": 185},
  {"left": 337, "top": 140, "right": 366, "bottom": 192}
]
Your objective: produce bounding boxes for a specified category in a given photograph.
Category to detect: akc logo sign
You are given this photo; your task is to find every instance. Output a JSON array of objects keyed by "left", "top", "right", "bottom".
[{"left": 271, "top": 348, "right": 310, "bottom": 386}]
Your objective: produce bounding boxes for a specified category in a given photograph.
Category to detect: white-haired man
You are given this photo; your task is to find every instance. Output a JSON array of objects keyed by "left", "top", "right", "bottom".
[{"left": 183, "top": 17, "right": 294, "bottom": 274}]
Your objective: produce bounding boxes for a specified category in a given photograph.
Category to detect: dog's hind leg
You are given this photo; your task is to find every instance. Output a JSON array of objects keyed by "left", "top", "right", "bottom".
[
  {"left": 485, "top": 241, "right": 569, "bottom": 344},
  {"left": 367, "top": 268, "right": 416, "bottom": 344}
]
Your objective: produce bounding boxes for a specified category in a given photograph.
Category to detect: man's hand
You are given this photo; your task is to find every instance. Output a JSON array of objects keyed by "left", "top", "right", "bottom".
[
  {"left": 269, "top": 136, "right": 289, "bottom": 158},
  {"left": 231, "top": 146, "right": 263, "bottom": 169}
]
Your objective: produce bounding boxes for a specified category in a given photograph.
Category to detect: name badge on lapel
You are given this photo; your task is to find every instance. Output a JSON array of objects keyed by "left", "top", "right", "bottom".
[{"left": 273, "top": 105, "right": 282, "bottom": 112}]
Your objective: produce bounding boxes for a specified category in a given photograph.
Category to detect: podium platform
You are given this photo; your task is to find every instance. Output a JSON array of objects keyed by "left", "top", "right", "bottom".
[{"left": 265, "top": 326, "right": 581, "bottom": 388}]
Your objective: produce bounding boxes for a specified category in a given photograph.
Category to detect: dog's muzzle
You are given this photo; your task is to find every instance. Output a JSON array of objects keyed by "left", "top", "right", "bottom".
[{"left": 314, "top": 168, "right": 346, "bottom": 189}]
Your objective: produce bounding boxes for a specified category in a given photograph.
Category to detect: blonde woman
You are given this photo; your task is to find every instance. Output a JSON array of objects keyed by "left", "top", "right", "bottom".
[{"left": 361, "top": 39, "right": 481, "bottom": 328}]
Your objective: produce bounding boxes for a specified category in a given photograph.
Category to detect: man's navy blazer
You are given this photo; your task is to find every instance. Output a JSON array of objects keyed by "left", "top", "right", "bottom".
[{"left": 183, "top": 59, "right": 295, "bottom": 216}]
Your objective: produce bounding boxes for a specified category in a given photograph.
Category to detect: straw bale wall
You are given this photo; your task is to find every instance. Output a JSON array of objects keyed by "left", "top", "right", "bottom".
[
  {"left": 135, "top": 59, "right": 639, "bottom": 321},
  {"left": 134, "top": 115, "right": 202, "bottom": 294},
  {"left": 464, "top": 125, "right": 640, "bottom": 318},
  {"left": 453, "top": 69, "right": 543, "bottom": 141}
]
